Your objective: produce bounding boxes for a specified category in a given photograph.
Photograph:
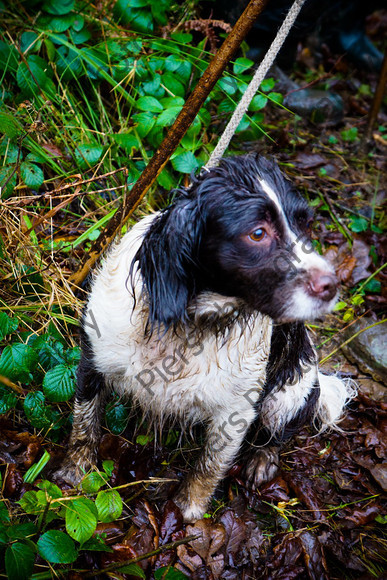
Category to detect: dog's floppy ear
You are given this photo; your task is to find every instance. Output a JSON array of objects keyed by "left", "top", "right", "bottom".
[{"left": 132, "top": 198, "right": 204, "bottom": 335}]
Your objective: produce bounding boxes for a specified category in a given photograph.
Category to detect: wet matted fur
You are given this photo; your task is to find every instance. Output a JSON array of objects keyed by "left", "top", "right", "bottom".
[{"left": 56, "top": 155, "right": 354, "bottom": 521}]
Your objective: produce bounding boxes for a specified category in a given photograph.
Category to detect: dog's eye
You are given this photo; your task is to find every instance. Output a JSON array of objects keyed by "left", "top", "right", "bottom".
[{"left": 249, "top": 228, "right": 267, "bottom": 242}]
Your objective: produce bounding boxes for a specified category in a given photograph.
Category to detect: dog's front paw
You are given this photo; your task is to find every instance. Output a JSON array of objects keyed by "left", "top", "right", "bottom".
[
  {"left": 52, "top": 454, "right": 94, "bottom": 487},
  {"left": 173, "top": 486, "right": 209, "bottom": 522},
  {"left": 244, "top": 446, "right": 280, "bottom": 490}
]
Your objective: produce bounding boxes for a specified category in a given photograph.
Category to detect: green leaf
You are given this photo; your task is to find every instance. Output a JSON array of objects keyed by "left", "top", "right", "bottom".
[
  {"left": 162, "top": 73, "right": 185, "bottom": 97},
  {"left": 112, "top": 132, "right": 139, "bottom": 152},
  {"left": 171, "top": 151, "right": 199, "bottom": 174},
  {"left": 24, "top": 391, "right": 51, "bottom": 429},
  {"left": 103, "top": 459, "right": 114, "bottom": 477},
  {"left": 0, "top": 312, "right": 18, "bottom": 340},
  {"left": 132, "top": 112, "right": 155, "bottom": 138},
  {"left": 46, "top": 14, "right": 75, "bottom": 32},
  {"left": 156, "top": 106, "right": 182, "bottom": 127},
  {"left": 154, "top": 567, "right": 189, "bottom": 579},
  {"left": 260, "top": 78, "right": 276, "bottom": 92},
  {"left": 233, "top": 57, "right": 254, "bottom": 75},
  {"left": 37, "top": 530, "right": 78, "bottom": 564},
  {"left": 136, "top": 96, "right": 163, "bottom": 113},
  {"left": 5, "top": 542, "right": 35, "bottom": 580},
  {"left": 249, "top": 94, "right": 268, "bottom": 111},
  {"left": 136, "top": 433, "right": 154, "bottom": 445},
  {"left": 81, "top": 471, "right": 108, "bottom": 493},
  {"left": 363, "top": 279, "right": 381, "bottom": 293},
  {"left": 333, "top": 301, "right": 347, "bottom": 311},
  {"left": 113, "top": 4, "right": 154, "bottom": 33},
  {"left": 268, "top": 91, "right": 283, "bottom": 104},
  {"left": 6, "top": 522, "right": 37, "bottom": 541},
  {"left": 0, "top": 112, "right": 23, "bottom": 139},
  {"left": 0, "top": 384, "right": 17, "bottom": 415},
  {"left": 95, "top": 489, "right": 123, "bottom": 523},
  {"left": 20, "top": 161, "right": 44, "bottom": 188},
  {"left": 36, "top": 480, "right": 63, "bottom": 499},
  {"left": 0, "top": 343, "right": 38, "bottom": 384},
  {"left": 42, "top": 0, "right": 75, "bottom": 15},
  {"left": 66, "top": 497, "right": 98, "bottom": 543},
  {"left": 0, "top": 165, "right": 17, "bottom": 199},
  {"left": 218, "top": 77, "right": 237, "bottom": 95},
  {"left": 341, "top": 127, "right": 359, "bottom": 142},
  {"left": 74, "top": 144, "right": 104, "bottom": 169},
  {"left": 119, "top": 564, "right": 146, "bottom": 577},
  {"left": 43, "top": 364, "right": 76, "bottom": 402},
  {"left": 24, "top": 450, "right": 51, "bottom": 483},
  {"left": 349, "top": 215, "right": 368, "bottom": 233},
  {"left": 105, "top": 401, "right": 129, "bottom": 434},
  {"left": 16, "top": 56, "right": 51, "bottom": 97},
  {"left": 81, "top": 536, "right": 113, "bottom": 552},
  {"left": 18, "top": 490, "right": 41, "bottom": 514}
]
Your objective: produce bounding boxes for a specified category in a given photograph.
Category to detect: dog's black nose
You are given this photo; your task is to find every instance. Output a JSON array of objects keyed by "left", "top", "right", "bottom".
[{"left": 307, "top": 272, "right": 337, "bottom": 301}]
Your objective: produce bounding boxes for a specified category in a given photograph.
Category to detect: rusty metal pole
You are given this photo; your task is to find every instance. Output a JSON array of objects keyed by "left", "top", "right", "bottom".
[{"left": 70, "top": 0, "right": 269, "bottom": 287}]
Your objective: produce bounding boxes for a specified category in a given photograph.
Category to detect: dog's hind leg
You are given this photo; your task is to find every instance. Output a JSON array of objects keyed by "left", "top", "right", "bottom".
[{"left": 54, "top": 346, "right": 108, "bottom": 485}]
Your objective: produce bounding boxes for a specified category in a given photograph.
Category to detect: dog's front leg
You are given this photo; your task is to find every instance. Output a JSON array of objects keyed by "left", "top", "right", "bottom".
[
  {"left": 174, "top": 408, "right": 255, "bottom": 521},
  {"left": 54, "top": 351, "right": 108, "bottom": 485}
]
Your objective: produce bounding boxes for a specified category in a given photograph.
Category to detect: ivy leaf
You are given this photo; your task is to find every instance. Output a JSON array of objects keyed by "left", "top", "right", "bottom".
[
  {"left": 0, "top": 385, "right": 17, "bottom": 415},
  {"left": 233, "top": 57, "right": 254, "bottom": 75},
  {"left": 75, "top": 143, "right": 104, "bottom": 169},
  {"left": 0, "top": 343, "right": 38, "bottom": 384},
  {"left": 43, "top": 364, "right": 76, "bottom": 402},
  {"left": 37, "top": 530, "right": 78, "bottom": 564},
  {"left": 5, "top": 542, "right": 35, "bottom": 580},
  {"left": 171, "top": 151, "right": 200, "bottom": 174},
  {"left": 136, "top": 96, "right": 163, "bottom": 113},
  {"left": 66, "top": 497, "right": 98, "bottom": 543},
  {"left": 96, "top": 489, "right": 123, "bottom": 523},
  {"left": 20, "top": 161, "right": 44, "bottom": 188}
]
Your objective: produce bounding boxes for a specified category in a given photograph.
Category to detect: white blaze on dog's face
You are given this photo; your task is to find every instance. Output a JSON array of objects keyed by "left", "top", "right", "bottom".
[
  {"left": 194, "top": 156, "right": 338, "bottom": 324},
  {"left": 257, "top": 178, "right": 337, "bottom": 321}
]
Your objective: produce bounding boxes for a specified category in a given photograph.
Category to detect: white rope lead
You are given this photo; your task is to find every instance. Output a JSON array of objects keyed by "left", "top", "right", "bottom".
[{"left": 205, "top": 0, "right": 307, "bottom": 170}]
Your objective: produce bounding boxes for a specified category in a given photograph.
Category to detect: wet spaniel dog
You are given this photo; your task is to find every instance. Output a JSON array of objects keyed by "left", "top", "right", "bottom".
[{"left": 58, "top": 154, "right": 353, "bottom": 521}]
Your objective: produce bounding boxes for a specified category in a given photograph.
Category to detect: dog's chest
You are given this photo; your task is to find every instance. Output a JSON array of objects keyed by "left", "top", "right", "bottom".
[{"left": 105, "top": 312, "right": 273, "bottom": 422}]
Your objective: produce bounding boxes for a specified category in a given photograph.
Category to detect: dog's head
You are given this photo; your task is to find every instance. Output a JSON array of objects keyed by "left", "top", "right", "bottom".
[{"left": 133, "top": 154, "right": 338, "bottom": 333}]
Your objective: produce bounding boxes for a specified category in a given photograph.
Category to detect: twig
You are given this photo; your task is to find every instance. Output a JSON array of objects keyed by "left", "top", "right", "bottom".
[
  {"left": 84, "top": 534, "right": 199, "bottom": 577},
  {"left": 0, "top": 374, "right": 24, "bottom": 395}
]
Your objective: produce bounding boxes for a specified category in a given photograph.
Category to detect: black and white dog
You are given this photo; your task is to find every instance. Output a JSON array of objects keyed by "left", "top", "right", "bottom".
[{"left": 58, "top": 154, "right": 353, "bottom": 520}]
